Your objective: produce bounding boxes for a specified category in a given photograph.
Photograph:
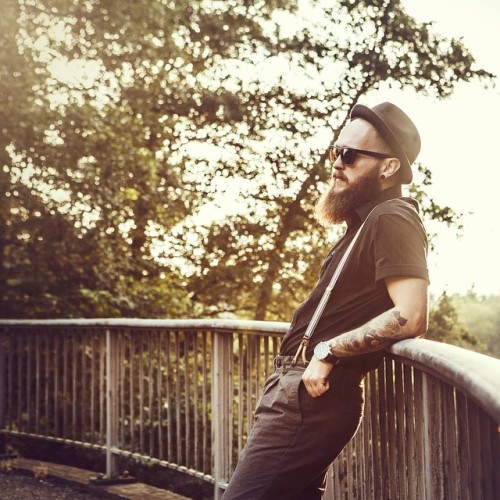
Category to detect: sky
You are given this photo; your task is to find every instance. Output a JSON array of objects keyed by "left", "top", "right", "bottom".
[{"left": 367, "top": 0, "right": 500, "bottom": 296}]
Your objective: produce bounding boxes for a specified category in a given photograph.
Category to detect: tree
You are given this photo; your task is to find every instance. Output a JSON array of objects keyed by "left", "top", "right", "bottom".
[
  {"left": 0, "top": 0, "right": 493, "bottom": 319},
  {"left": 181, "top": 0, "right": 492, "bottom": 320},
  {"left": 427, "top": 292, "right": 484, "bottom": 350},
  {"left": 1, "top": 0, "right": 299, "bottom": 317},
  {"left": 449, "top": 290, "right": 500, "bottom": 358}
]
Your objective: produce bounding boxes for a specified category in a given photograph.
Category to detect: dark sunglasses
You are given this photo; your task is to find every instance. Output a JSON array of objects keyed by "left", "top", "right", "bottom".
[{"left": 328, "top": 145, "right": 392, "bottom": 165}]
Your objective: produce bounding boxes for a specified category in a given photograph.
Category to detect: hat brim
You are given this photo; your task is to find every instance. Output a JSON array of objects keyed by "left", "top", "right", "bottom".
[{"left": 350, "top": 104, "right": 413, "bottom": 184}]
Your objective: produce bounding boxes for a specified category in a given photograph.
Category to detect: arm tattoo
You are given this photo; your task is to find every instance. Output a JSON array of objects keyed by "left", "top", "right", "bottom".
[
  {"left": 393, "top": 310, "right": 408, "bottom": 327},
  {"left": 329, "top": 309, "right": 409, "bottom": 357}
]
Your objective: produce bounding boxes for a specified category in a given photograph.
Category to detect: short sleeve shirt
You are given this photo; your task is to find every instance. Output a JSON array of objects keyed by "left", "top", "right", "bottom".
[{"left": 279, "top": 186, "right": 429, "bottom": 373}]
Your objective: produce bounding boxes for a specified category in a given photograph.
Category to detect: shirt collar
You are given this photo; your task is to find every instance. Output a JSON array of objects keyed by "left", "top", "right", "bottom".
[{"left": 352, "top": 185, "right": 419, "bottom": 225}]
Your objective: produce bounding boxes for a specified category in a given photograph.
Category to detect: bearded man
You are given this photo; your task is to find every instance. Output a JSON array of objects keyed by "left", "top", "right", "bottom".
[{"left": 222, "top": 102, "right": 429, "bottom": 500}]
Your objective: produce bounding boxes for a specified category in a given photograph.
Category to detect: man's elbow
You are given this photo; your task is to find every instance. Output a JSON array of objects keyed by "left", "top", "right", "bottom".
[{"left": 406, "top": 312, "right": 428, "bottom": 338}]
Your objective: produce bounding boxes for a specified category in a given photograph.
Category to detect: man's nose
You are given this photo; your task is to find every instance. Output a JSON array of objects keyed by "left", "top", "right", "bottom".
[{"left": 333, "top": 160, "right": 345, "bottom": 171}]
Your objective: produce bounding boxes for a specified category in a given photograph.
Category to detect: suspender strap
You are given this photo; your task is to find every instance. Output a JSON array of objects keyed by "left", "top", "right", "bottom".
[{"left": 292, "top": 204, "right": 381, "bottom": 366}]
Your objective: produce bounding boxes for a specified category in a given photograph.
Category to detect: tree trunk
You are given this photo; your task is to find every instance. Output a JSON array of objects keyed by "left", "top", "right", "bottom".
[{"left": 253, "top": 166, "right": 320, "bottom": 321}]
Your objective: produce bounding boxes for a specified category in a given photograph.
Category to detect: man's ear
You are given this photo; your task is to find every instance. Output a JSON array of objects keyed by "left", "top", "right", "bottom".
[{"left": 381, "top": 158, "right": 401, "bottom": 179}]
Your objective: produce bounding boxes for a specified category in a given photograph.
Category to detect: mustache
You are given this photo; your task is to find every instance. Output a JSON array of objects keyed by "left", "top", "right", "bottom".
[{"left": 332, "top": 173, "right": 348, "bottom": 183}]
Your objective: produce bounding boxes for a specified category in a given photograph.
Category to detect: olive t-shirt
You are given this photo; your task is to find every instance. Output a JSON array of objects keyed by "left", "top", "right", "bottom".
[{"left": 279, "top": 186, "right": 429, "bottom": 373}]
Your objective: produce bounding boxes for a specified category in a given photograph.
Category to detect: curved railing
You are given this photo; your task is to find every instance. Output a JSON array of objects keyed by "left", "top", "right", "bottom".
[{"left": 0, "top": 319, "right": 499, "bottom": 499}]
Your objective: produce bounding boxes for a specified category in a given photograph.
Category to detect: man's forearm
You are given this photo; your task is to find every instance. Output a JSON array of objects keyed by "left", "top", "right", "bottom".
[{"left": 328, "top": 308, "right": 409, "bottom": 358}]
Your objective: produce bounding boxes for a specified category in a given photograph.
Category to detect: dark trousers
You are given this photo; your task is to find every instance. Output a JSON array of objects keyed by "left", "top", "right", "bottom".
[{"left": 222, "top": 356, "right": 365, "bottom": 500}]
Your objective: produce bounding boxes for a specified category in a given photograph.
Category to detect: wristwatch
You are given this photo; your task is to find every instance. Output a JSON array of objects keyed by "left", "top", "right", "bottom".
[{"left": 314, "top": 341, "right": 339, "bottom": 364}]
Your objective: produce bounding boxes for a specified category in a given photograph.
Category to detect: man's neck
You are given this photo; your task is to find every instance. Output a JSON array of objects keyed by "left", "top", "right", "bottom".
[{"left": 351, "top": 185, "right": 404, "bottom": 225}]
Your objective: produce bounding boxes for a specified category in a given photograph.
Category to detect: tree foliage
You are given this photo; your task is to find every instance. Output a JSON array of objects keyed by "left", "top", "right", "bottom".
[
  {"left": 427, "top": 292, "right": 484, "bottom": 351},
  {"left": 0, "top": 0, "right": 493, "bottom": 319},
  {"left": 448, "top": 291, "right": 500, "bottom": 358},
  {"left": 181, "top": 0, "right": 492, "bottom": 320},
  {"left": 1, "top": 0, "right": 298, "bottom": 317}
]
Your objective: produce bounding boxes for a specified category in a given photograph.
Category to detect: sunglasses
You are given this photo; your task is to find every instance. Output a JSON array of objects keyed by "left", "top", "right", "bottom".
[{"left": 328, "top": 145, "right": 392, "bottom": 165}]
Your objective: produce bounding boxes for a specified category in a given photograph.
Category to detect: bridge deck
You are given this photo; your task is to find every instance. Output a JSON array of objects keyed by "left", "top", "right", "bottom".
[{"left": 5, "top": 457, "right": 190, "bottom": 500}]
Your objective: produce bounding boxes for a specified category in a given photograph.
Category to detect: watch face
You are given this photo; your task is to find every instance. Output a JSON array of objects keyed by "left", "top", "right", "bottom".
[{"left": 315, "top": 342, "right": 329, "bottom": 360}]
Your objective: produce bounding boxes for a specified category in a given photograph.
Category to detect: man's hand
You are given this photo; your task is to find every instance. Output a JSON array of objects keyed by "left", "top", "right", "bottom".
[{"left": 302, "top": 356, "right": 335, "bottom": 398}]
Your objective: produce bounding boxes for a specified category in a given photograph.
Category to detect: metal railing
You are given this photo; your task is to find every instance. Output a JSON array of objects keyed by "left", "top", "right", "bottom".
[{"left": 0, "top": 319, "right": 499, "bottom": 499}]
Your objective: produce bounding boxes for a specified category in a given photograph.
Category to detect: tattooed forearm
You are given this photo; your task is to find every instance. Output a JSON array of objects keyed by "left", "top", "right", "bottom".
[{"left": 328, "top": 309, "right": 409, "bottom": 357}]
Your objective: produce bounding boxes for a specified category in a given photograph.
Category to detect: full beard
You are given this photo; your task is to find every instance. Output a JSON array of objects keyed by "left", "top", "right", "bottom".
[{"left": 315, "top": 168, "right": 382, "bottom": 225}]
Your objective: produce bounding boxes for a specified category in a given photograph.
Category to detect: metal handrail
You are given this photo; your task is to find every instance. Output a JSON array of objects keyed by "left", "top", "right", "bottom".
[
  {"left": 0, "top": 318, "right": 289, "bottom": 333},
  {"left": 1, "top": 319, "right": 499, "bottom": 499},
  {"left": 389, "top": 338, "right": 500, "bottom": 422},
  {"left": 2, "top": 318, "right": 499, "bottom": 419}
]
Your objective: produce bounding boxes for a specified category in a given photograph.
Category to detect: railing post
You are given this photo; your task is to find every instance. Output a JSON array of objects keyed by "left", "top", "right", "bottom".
[
  {"left": 212, "top": 330, "right": 233, "bottom": 500},
  {"left": 0, "top": 331, "right": 5, "bottom": 453},
  {"left": 106, "top": 328, "right": 119, "bottom": 478},
  {"left": 422, "top": 372, "right": 445, "bottom": 499}
]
